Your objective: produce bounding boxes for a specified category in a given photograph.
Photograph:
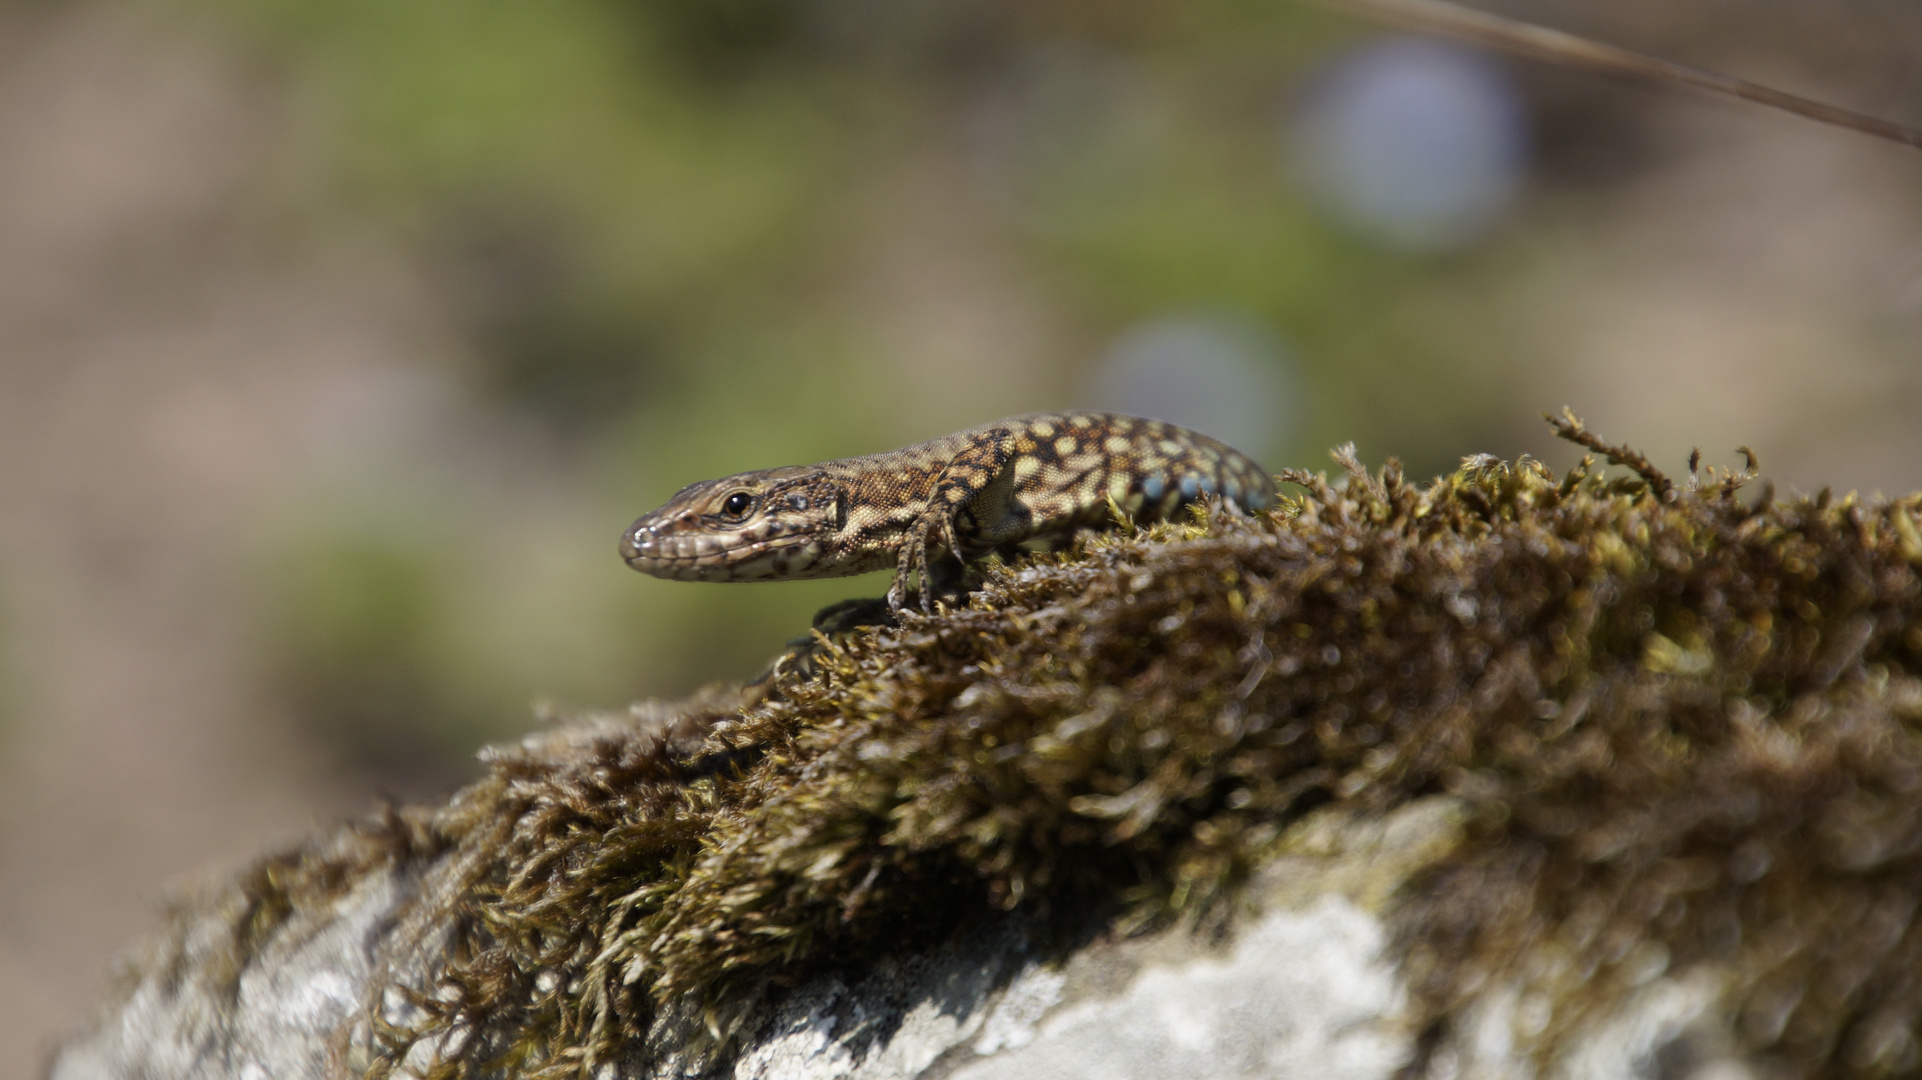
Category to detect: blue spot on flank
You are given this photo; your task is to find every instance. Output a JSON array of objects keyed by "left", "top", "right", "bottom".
[
  {"left": 1179, "top": 475, "right": 1201, "bottom": 500},
  {"left": 1142, "top": 475, "right": 1166, "bottom": 501},
  {"left": 1200, "top": 477, "right": 1217, "bottom": 495},
  {"left": 1224, "top": 478, "right": 1242, "bottom": 500}
]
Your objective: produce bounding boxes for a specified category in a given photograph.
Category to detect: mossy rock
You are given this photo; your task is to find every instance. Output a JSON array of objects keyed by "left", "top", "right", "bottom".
[{"left": 53, "top": 425, "right": 1922, "bottom": 1079}]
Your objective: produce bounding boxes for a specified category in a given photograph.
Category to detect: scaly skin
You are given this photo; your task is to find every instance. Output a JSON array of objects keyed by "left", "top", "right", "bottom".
[{"left": 620, "top": 412, "right": 1277, "bottom": 614}]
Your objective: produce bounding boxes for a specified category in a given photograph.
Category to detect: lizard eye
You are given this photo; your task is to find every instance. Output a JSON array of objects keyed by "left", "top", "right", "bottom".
[{"left": 720, "top": 491, "right": 755, "bottom": 517}]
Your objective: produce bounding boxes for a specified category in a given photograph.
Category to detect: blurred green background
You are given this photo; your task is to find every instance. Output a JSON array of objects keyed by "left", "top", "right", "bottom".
[
  {"left": 227, "top": 0, "right": 1553, "bottom": 780},
  {"left": 0, "top": 0, "right": 1918, "bottom": 1065}
]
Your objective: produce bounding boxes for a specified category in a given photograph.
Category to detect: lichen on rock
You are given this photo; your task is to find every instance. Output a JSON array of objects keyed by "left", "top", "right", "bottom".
[{"left": 53, "top": 418, "right": 1922, "bottom": 1079}]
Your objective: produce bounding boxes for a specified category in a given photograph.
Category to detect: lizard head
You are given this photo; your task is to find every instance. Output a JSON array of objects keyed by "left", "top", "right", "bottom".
[{"left": 620, "top": 467, "right": 845, "bottom": 581}]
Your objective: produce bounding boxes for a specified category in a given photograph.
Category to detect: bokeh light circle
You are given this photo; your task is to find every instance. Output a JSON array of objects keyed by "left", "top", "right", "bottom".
[
  {"left": 1288, "top": 37, "right": 1529, "bottom": 252},
  {"left": 1083, "top": 313, "right": 1299, "bottom": 459}
]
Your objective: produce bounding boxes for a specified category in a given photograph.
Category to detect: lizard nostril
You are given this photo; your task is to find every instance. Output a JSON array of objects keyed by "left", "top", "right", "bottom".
[{"left": 621, "top": 524, "right": 658, "bottom": 561}]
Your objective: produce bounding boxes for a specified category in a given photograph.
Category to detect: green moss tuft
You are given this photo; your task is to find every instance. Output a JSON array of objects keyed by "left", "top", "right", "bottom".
[{"left": 302, "top": 420, "right": 1922, "bottom": 1077}]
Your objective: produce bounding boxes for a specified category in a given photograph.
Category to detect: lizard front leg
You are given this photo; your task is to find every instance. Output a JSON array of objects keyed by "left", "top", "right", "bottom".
[
  {"left": 890, "top": 519, "right": 930, "bottom": 616},
  {"left": 887, "top": 429, "right": 1015, "bottom": 616},
  {"left": 889, "top": 512, "right": 966, "bottom": 615}
]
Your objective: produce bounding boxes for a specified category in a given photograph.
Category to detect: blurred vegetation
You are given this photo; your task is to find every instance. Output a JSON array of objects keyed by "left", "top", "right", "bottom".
[
  {"left": 263, "top": 534, "right": 466, "bottom": 781},
  {"left": 199, "top": 0, "right": 1573, "bottom": 786},
  {"left": 0, "top": 575, "right": 12, "bottom": 744}
]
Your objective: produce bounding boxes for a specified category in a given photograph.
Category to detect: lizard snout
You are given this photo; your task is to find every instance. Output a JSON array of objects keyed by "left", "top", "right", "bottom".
[{"left": 620, "top": 513, "right": 743, "bottom": 579}]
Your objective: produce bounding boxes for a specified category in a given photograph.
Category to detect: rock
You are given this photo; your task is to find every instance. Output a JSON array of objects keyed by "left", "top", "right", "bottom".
[{"left": 49, "top": 442, "right": 1922, "bottom": 1078}]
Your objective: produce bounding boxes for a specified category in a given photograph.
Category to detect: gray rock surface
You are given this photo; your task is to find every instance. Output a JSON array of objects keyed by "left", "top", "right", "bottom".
[
  {"left": 51, "top": 831, "right": 465, "bottom": 1080},
  {"left": 49, "top": 797, "right": 1757, "bottom": 1080}
]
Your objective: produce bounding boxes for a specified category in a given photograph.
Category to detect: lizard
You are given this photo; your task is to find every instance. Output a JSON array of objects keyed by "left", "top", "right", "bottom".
[{"left": 619, "top": 412, "right": 1278, "bottom": 616}]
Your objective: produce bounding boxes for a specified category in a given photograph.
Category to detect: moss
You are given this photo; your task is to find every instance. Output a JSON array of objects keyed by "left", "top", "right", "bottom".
[{"left": 233, "top": 417, "right": 1922, "bottom": 1077}]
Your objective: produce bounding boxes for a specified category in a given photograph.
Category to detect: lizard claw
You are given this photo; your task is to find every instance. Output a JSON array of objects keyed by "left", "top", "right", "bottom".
[
  {"left": 891, "top": 520, "right": 930, "bottom": 617},
  {"left": 885, "top": 517, "right": 939, "bottom": 616},
  {"left": 915, "top": 527, "right": 937, "bottom": 615}
]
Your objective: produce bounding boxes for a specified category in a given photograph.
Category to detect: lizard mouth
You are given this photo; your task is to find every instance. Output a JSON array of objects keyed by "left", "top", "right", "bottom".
[{"left": 620, "top": 523, "right": 819, "bottom": 581}]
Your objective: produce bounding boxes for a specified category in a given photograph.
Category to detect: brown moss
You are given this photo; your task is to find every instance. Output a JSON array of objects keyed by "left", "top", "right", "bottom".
[{"left": 316, "top": 418, "right": 1922, "bottom": 1077}]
